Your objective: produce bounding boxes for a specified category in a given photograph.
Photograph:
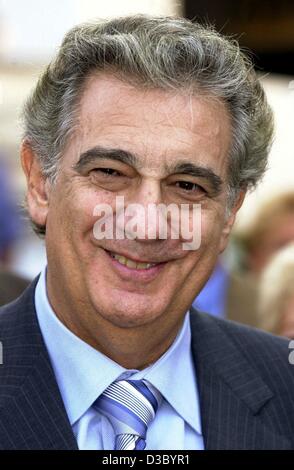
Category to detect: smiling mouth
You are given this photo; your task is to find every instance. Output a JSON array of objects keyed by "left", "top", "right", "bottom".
[{"left": 105, "top": 250, "right": 161, "bottom": 270}]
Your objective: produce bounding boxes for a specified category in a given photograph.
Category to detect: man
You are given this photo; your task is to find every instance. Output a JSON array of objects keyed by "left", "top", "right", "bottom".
[{"left": 0, "top": 15, "right": 293, "bottom": 450}]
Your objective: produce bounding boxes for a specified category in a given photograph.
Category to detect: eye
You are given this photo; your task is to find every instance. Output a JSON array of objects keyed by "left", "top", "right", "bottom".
[
  {"left": 175, "top": 181, "right": 205, "bottom": 193},
  {"left": 89, "top": 166, "right": 130, "bottom": 192},
  {"left": 93, "top": 168, "right": 122, "bottom": 177}
]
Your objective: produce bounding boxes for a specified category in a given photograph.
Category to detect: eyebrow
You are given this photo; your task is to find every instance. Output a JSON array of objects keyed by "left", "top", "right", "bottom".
[
  {"left": 73, "top": 146, "right": 138, "bottom": 172},
  {"left": 73, "top": 145, "right": 223, "bottom": 195}
]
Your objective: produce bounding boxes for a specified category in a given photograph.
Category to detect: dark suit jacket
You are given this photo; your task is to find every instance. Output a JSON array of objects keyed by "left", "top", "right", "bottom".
[{"left": 0, "top": 278, "right": 294, "bottom": 450}]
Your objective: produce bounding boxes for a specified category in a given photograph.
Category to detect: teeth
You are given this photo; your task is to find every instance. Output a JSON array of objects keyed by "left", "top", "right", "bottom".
[
  {"left": 126, "top": 259, "right": 137, "bottom": 268},
  {"left": 109, "top": 252, "right": 157, "bottom": 270}
]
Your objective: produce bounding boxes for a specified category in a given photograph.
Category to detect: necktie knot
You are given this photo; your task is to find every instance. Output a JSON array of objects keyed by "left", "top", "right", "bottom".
[{"left": 95, "top": 379, "right": 162, "bottom": 450}]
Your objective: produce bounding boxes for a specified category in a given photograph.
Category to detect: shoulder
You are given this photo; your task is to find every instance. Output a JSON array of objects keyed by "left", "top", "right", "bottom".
[
  {"left": 190, "top": 308, "right": 294, "bottom": 394},
  {"left": 211, "top": 312, "right": 289, "bottom": 357},
  {"left": 191, "top": 307, "right": 289, "bottom": 353}
]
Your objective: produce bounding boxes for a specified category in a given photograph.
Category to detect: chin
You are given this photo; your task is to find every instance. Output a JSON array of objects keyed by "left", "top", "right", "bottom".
[{"left": 91, "top": 293, "right": 168, "bottom": 329}]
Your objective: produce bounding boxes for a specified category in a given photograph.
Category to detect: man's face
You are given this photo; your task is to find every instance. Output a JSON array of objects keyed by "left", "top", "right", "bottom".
[{"left": 29, "top": 73, "right": 241, "bottom": 330}]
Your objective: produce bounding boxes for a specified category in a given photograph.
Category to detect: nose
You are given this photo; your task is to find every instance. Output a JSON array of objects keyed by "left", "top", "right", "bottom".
[
  {"left": 119, "top": 178, "right": 167, "bottom": 241},
  {"left": 136, "top": 178, "right": 162, "bottom": 206}
]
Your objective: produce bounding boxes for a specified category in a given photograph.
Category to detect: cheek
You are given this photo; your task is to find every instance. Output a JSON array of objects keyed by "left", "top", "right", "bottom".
[
  {"left": 180, "top": 213, "right": 224, "bottom": 278},
  {"left": 53, "top": 185, "right": 118, "bottom": 237},
  {"left": 179, "top": 205, "right": 224, "bottom": 243},
  {"left": 199, "top": 209, "right": 224, "bottom": 249}
]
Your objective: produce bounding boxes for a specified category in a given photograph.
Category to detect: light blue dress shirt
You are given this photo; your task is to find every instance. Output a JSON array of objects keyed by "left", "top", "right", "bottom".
[{"left": 34, "top": 268, "right": 204, "bottom": 450}]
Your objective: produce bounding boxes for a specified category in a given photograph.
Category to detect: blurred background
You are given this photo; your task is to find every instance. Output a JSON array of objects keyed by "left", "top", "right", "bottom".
[{"left": 0, "top": 0, "right": 293, "bottom": 336}]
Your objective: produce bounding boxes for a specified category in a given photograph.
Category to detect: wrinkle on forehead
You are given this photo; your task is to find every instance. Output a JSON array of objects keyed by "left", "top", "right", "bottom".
[
  {"left": 79, "top": 72, "right": 230, "bottom": 132},
  {"left": 68, "top": 73, "right": 232, "bottom": 179}
]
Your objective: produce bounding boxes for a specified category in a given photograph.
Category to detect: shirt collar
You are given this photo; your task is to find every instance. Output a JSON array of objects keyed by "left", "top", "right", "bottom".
[{"left": 35, "top": 267, "right": 202, "bottom": 435}]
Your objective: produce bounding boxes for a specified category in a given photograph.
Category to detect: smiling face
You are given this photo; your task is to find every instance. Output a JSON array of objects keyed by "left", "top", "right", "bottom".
[{"left": 23, "top": 72, "right": 243, "bottom": 343}]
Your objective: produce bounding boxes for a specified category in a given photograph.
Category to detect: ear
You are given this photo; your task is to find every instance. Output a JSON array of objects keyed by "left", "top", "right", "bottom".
[
  {"left": 219, "top": 190, "right": 246, "bottom": 253},
  {"left": 21, "top": 140, "right": 50, "bottom": 230}
]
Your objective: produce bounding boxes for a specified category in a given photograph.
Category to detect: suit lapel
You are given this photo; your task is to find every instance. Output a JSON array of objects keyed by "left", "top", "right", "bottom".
[
  {"left": 0, "top": 280, "right": 78, "bottom": 450},
  {"left": 190, "top": 309, "right": 291, "bottom": 449}
]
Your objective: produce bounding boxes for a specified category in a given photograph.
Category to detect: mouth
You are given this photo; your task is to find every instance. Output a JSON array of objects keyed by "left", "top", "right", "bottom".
[
  {"left": 103, "top": 248, "right": 167, "bottom": 281},
  {"left": 107, "top": 250, "right": 159, "bottom": 270}
]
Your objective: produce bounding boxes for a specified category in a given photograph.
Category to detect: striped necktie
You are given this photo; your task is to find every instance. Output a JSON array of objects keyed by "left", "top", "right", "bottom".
[{"left": 95, "top": 379, "right": 162, "bottom": 450}]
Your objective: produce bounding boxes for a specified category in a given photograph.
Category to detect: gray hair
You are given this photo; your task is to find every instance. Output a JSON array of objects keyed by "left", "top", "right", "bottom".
[{"left": 22, "top": 15, "right": 274, "bottom": 234}]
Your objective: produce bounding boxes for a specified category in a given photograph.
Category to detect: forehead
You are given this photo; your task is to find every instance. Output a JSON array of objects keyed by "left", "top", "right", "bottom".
[{"left": 73, "top": 72, "right": 232, "bottom": 172}]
